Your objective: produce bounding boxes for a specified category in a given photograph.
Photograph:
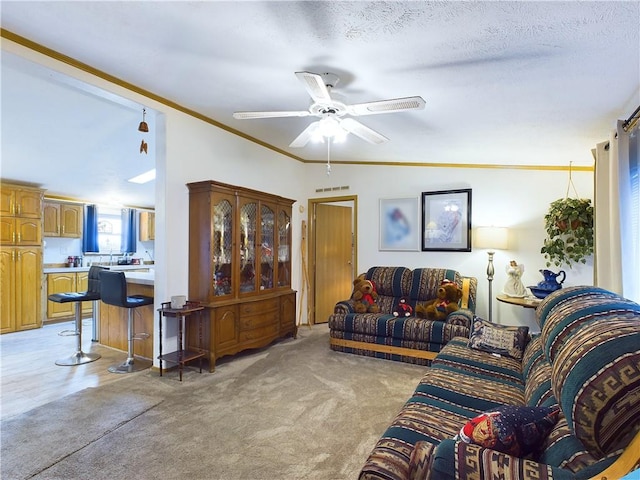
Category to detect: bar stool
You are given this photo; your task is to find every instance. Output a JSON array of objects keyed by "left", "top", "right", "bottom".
[
  {"left": 99, "top": 270, "right": 154, "bottom": 374},
  {"left": 48, "top": 265, "right": 106, "bottom": 366}
]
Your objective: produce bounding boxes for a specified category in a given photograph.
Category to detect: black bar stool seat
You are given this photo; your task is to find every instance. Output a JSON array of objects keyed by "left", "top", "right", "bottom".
[
  {"left": 48, "top": 265, "right": 106, "bottom": 366},
  {"left": 99, "top": 270, "right": 154, "bottom": 374}
]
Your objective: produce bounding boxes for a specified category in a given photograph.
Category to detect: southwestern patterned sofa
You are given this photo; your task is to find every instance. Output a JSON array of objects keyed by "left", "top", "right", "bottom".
[
  {"left": 329, "top": 266, "right": 477, "bottom": 365},
  {"left": 359, "top": 285, "right": 640, "bottom": 480}
]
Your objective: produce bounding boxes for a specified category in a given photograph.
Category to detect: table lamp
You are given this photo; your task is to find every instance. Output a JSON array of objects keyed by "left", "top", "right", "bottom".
[{"left": 475, "top": 226, "right": 509, "bottom": 322}]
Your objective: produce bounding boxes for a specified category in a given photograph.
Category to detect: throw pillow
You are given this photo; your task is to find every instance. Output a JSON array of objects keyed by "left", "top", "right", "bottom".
[
  {"left": 468, "top": 317, "right": 529, "bottom": 359},
  {"left": 456, "top": 405, "right": 560, "bottom": 457}
]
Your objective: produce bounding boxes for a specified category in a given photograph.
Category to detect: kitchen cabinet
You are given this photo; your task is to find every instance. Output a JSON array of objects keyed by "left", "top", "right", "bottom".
[
  {"left": 0, "top": 217, "right": 42, "bottom": 245},
  {"left": 43, "top": 201, "right": 83, "bottom": 238},
  {"left": 0, "top": 184, "right": 43, "bottom": 219},
  {"left": 0, "top": 247, "right": 42, "bottom": 333},
  {"left": 45, "top": 271, "right": 93, "bottom": 320},
  {"left": 1, "top": 183, "right": 43, "bottom": 246},
  {"left": 187, "top": 180, "right": 296, "bottom": 371},
  {"left": 139, "top": 211, "right": 155, "bottom": 241},
  {"left": 0, "top": 183, "right": 44, "bottom": 334},
  {"left": 77, "top": 271, "right": 91, "bottom": 315}
]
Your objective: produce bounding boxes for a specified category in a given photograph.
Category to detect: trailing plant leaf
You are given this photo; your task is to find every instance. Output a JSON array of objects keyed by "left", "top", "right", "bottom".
[{"left": 540, "top": 198, "right": 594, "bottom": 268}]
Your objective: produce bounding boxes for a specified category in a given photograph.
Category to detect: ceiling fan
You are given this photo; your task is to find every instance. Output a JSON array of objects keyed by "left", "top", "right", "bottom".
[{"left": 233, "top": 71, "right": 426, "bottom": 148}]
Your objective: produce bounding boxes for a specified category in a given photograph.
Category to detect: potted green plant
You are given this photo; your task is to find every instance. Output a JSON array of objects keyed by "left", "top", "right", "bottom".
[{"left": 540, "top": 197, "right": 594, "bottom": 267}]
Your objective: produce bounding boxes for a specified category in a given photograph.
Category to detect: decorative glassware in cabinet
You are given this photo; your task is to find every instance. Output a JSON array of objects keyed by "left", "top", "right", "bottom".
[
  {"left": 260, "top": 204, "right": 275, "bottom": 290},
  {"left": 213, "top": 199, "right": 233, "bottom": 296},
  {"left": 277, "top": 209, "right": 291, "bottom": 287},
  {"left": 239, "top": 201, "right": 257, "bottom": 293}
]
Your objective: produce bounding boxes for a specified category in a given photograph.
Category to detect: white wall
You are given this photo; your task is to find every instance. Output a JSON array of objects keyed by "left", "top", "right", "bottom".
[
  {"left": 302, "top": 162, "right": 594, "bottom": 332},
  {"left": 155, "top": 109, "right": 306, "bottom": 362}
]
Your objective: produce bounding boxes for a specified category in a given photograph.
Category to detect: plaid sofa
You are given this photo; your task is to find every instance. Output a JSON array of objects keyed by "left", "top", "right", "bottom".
[
  {"left": 329, "top": 266, "right": 477, "bottom": 365},
  {"left": 359, "top": 286, "right": 640, "bottom": 480}
]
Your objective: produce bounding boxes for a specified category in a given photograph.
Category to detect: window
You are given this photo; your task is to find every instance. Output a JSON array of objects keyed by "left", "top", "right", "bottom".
[{"left": 97, "top": 207, "right": 122, "bottom": 254}]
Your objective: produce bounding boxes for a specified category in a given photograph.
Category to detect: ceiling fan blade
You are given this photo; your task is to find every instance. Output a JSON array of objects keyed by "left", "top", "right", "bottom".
[
  {"left": 347, "top": 96, "right": 426, "bottom": 116},
  {"left": 340, "top": 118, "right": 389, "bottom": 144},
  {"left": 295, "top": 71, "right": 332, "bottom": 104},
  {"left": 289, "top": 122, "right": 320, "bottom": 148},
  {"left": 233, "top": 110, "right": 310, "bottom": 120}
]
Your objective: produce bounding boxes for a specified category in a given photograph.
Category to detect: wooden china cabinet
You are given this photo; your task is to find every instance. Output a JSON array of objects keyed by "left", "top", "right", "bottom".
[{"left": 187, "top": 180, "right": 296, "bottom": 371}]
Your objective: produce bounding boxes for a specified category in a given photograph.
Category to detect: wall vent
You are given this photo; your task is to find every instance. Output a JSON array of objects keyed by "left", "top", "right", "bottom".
[{"left": 315, "top": 185, "right": 350, "bottom": 193}]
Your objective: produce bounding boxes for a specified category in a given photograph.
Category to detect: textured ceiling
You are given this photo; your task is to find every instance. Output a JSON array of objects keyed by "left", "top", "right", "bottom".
[{"left": 1, "top": 1, "right": 639, "bottom": 207}]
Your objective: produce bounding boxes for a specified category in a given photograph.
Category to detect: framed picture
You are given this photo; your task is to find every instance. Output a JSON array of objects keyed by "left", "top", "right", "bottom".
[
  {"left": 379, "top": 197, "right": 420, "bottom": 251},
  {"left": 421, "top": 188, "right": 472, "bottom": 251}
]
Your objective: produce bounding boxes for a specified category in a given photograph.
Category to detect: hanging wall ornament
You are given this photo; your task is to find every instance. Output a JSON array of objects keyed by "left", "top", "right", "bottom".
[
  {"left": 140, "top": 140, "right": 148, "bottom": 154},
  {"left": 138, "top": 108, "right": 149, "bottom": 132}
]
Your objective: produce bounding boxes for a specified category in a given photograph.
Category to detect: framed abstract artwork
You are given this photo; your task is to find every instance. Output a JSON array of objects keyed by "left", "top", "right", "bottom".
[
  {"left": 421, "top": 189, "right": 472, "bottom": 252},
  {"left": 379, "top": 197, "right": 420, "bottom": 251}
]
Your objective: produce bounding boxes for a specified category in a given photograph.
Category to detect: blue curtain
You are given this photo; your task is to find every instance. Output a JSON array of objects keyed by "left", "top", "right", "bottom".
[
  {"left": 82, "top": 204, "right": 99, "bottom": 253},
  {"left": 121, "top": 208, "right": 137, "bottom": 254}
]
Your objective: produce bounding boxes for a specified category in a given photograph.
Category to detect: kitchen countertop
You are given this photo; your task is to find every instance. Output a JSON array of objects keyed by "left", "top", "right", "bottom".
[
  {"left": 123, "top": 271, "right": 154, "bottom": 286},
  {"left": 43, "top": 265, "right": 151, "bottom": 274}
]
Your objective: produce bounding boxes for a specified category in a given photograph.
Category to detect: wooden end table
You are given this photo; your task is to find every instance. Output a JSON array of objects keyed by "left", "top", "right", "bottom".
[
  {"left": 496, "top": 294, "right": 541, "bottom": 309},
  {"left": 158, "top": 301, "right": 205, "bottom": 381}
]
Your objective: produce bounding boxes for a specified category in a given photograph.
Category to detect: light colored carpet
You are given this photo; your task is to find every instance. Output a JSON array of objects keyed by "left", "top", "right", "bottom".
[{"left": 1, "top": 324, "right": 427, "bottom": 480}]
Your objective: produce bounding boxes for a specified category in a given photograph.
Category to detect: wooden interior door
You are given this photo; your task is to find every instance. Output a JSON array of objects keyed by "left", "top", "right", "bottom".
[{"left": 314, "top": 203, "right": 353, "bottom": 324}]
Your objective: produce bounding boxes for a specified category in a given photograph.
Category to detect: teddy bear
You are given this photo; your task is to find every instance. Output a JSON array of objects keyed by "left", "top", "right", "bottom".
[
  {"left": 415, "top": 279, "right": 461, "bottom": 321},
  {"left": 393, "top": 297, "right": 413, "bottom": 317},
  {"left": 351, "top": 275, "right": 380, "bottom": 313}
]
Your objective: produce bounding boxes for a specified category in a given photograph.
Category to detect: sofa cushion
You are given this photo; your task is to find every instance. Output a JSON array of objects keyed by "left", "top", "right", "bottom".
[
  {"left": 431, "top": 439, "right": 576, "bottom": 480},
  {"left": 365, "top": 266, "right": 413, "bottom": 298},
  {"left": 359, "top": 401, "right": 472, "bottom": 480},
  {"left": 408, "top": 268, "right": 459, "bottom": 301},
  {"left": 457, "top": 405, "right": 560, "bottom": 457},
  {"left": 362, "top": 266, "right": 478, "bottom": 314},
  {"left": 330, "top": 314, "right": 471, "bottom": 343},
  {"left": 539, "top": 286, "right": 640, "bottom": 457},
  {"left": 414, "top": 339, "right": 525, "bottom": 412},
  {"left": 522, "top": 336, "right": 556, "bottom": 407},
  {"left": 407, "top": 441, "right": 436, "bottom": 480},
  {"left": 433, "top": 338, "right": 524, "bottom": 386},
  {"left": 468, "top": 317, "right": 529, "bottom": 359},
  {"left": 539, "top": 416, "right": 600, "bottom": 473}
]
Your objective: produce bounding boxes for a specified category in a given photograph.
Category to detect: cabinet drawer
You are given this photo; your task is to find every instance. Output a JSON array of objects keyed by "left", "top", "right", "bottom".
[
  {"left": 240, "top": 297, "right": 278, "bottom": 315},
  {"left": 240, "top": 312, "right": 276, "bottom": 330},
  {"left": 239, "top": 324, "right": 278, "bottom": 343}
]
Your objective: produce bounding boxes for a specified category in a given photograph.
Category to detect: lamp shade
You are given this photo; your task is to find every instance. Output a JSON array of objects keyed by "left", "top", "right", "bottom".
[{"left": 475, "top": 226, "right": 509, "bottom": 250}]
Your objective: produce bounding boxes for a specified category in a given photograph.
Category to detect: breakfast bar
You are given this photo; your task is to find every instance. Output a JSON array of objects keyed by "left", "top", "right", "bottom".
[{"left": 98, "top": 270, "right": 155, "bottom": 361}]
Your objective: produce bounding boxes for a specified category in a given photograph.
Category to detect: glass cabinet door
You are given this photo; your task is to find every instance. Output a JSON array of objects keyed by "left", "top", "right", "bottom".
[
  {"left": 277, "top": 208, "right": 291, "bottom": 287},
  {"left": 239, "top": 200, "right": 257, "bottom": 293},
  {"left": 260, "top": 204, "right": 275, "bottom": 290},
  {"left": 212, "top": 197, "right": 233, "bottom": 297}
]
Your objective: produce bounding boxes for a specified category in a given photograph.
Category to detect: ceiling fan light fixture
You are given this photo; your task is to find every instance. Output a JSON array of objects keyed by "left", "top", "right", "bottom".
[{"left": 317, "top": 116, "right": 347, "bottom": 140}]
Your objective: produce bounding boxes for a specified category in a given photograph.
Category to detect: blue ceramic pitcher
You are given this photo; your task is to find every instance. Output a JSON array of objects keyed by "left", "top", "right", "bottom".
[{"left": 537, "top": 269, "right": 566, "bottom": 291}]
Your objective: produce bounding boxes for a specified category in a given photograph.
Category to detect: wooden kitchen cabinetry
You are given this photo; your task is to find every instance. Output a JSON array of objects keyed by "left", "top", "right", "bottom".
[
  {"left": 0, "top": 247, "right": 42, "bottom": 333},
  {"left": 43, "top": 201, "right": 83, "bottom": 238},
  {"left": 1, "top": 184, "right": 43, "bottom": 246},
  {"left": 0, "top": 183, "right": 44, "bottom": 333},
  {"left": 139, "top": 211, "right": 155, "bottom": 241},
  {"left": 187, "top": 180, "right": 296, "bottom": 371},
  {"left": 45, "top": 270, "right": 95, "bottom": 320}
]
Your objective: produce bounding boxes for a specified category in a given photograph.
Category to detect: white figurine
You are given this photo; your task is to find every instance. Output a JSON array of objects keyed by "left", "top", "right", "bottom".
[{"left": 503, "top": 260, "right": 527, "bottom": 297}]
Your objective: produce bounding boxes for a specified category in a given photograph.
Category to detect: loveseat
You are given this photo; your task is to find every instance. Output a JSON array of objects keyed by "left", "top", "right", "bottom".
[
  {"left": 329, "top": 266, "right": 478, "bottom": 365},
  {"left": 359, "top": 285, "right": 640, "bottom": 480}
]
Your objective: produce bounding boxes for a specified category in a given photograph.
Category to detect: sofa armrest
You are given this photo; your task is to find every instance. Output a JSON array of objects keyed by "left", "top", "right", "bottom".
[
  {"left": 430, "top": 439, "right": 575, "bottom": 480},
  {"left": 445, "top": 308, "right": 473, "bottom": 329},
  {"left": 334, "top": 299, "right": 356, "bottom": 314}
]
